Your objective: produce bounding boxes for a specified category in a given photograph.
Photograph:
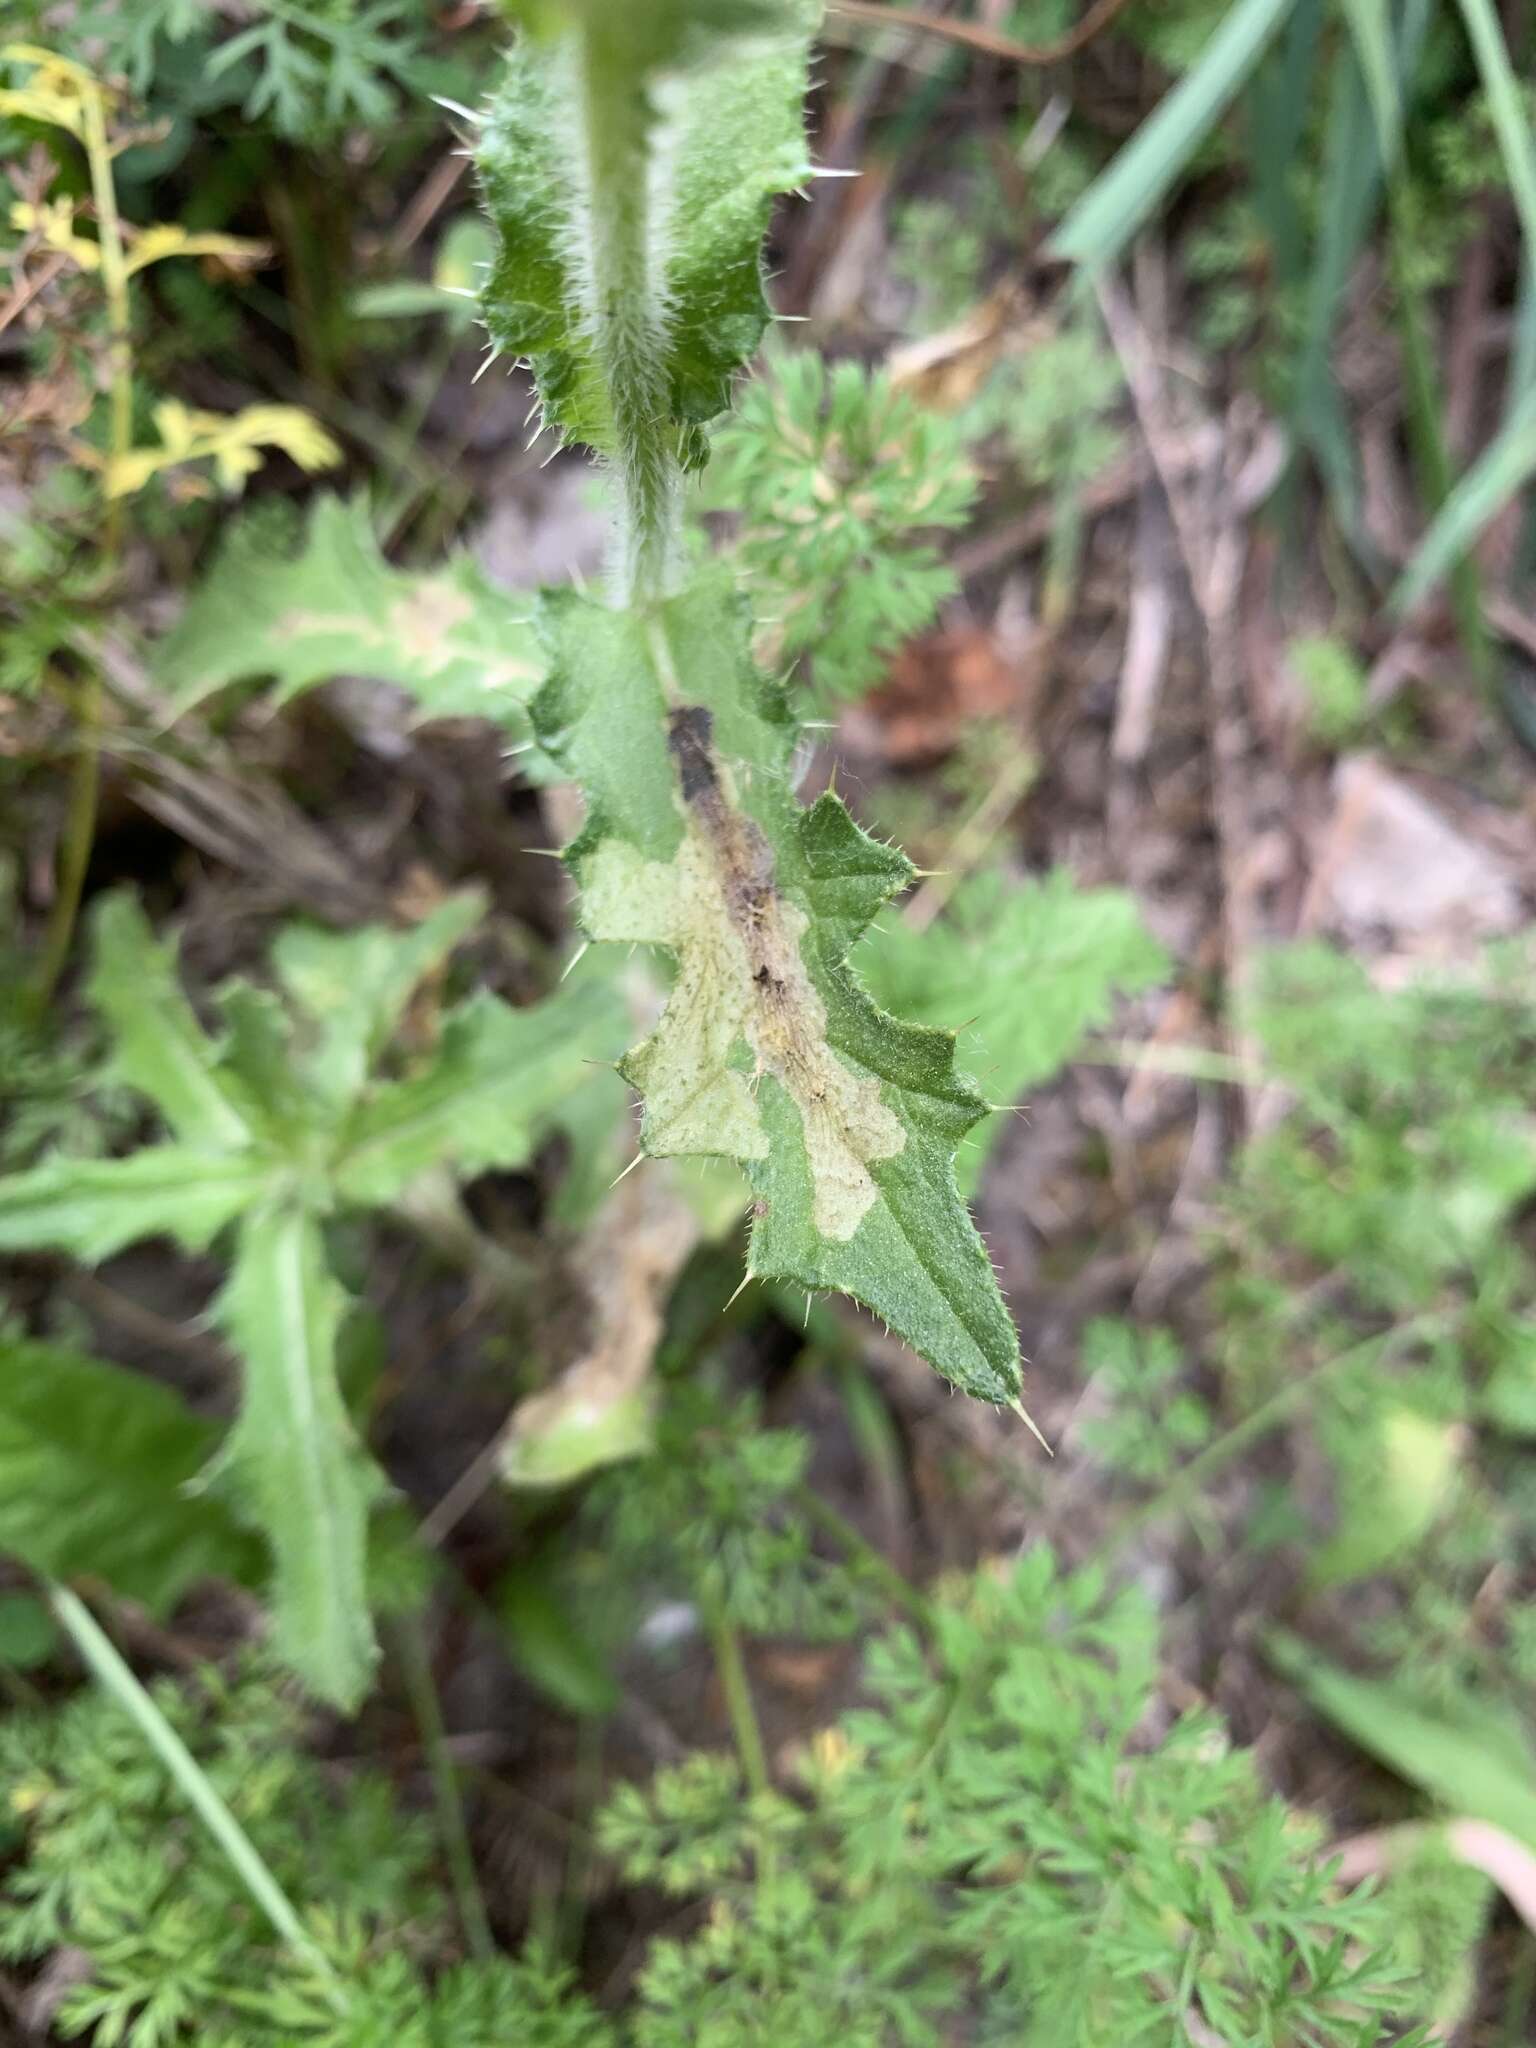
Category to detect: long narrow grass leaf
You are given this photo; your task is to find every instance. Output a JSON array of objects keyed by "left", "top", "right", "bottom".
[
  {"left": 1049, "top": 0, "right": 1297, "bottom": 274},
  {"left": 1338, "top": 0, "right": 1400, "bottom": 163},
  {"left": 1247, "top": 0, "right": 1326, "bottom": 288},
  {"left": 48, "top": 1583, "right": 345, "bottom": 1994},
  {"left": 1289, "top": 0, "right": 1433, "bottom": 563},
  {"left": 1393, "top": 383, "right": 1536, "bottom": 612},
  {"left": 1454, "top": 0, "right": 1536, "bottom": 258}
]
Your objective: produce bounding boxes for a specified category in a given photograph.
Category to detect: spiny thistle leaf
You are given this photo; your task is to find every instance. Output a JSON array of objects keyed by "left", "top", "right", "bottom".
[
  {"left": 271, "top": 888, "right": 489, "bottom": 1108},
  {"left": 214, "top": 1204, "right": 382, "bottom": 1708},
  {"left": 476, "top": 0, "right": 816, "bottom": 474},
  {"left": 859, "top": 868, "right": 1169, "bottom": 1186},
  {"left": 334, "top": 983, "right": 626, "bottom": 1207},
  {"left": 533, "top": 568, "right": 1022, "bottom": 1406},
  {"left": 153, "top": 494, "right": 542, "bottom": 727}
]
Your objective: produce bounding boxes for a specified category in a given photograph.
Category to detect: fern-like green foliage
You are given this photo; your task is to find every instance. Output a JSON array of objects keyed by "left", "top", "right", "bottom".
[
  {"left": 0, "top": 1563, "right": 1433, "bottom": 2046},
  {"left": 1234, "top": 941, "right": 1536, "bottom": 1317},
  {"left": 153, "top": 495, "right": 543, "bottom": 731},
  {"left": 1216, "top": 938, "right": 1536, "bottom": 1619},
  {"left": 706, "top": 352, "right": 976, "bottom": 698},
  {"left": 0, "top": 892, "right": 623, "bottom": 1706},
  {"left": 579, "top": 1386, "right": 874, "bottom": 1639},
  {"left": 0, "top": 1664, "right": 615, "bottom": 2046},
  {"left": 43, "top": 0, "right": 435, "bottom": 141},
  {"left": 858, "top": 867, "right": 1169, "bottom": 1185},
  {"left": 597, "top": 1547, "right": 1428, "bottom": 2046},
  {"left": 1076, "top": 1316, "right": 1211, "bottom": 1484},
  {"left": 970, "top": 323, "right": 1124, "bottom": 490}
]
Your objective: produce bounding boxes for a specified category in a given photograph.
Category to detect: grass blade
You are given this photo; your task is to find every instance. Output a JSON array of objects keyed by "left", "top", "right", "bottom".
[
  {"left": 1392, "top": 383, "right": 1536, "bottom": 612},
  {"left": 1049, "top": 0, "right": 1297, "bottom": 274},
  {"left": 1454, "top": 0, "right": 1536, "bottom": 260},
  {"left": 1338, "top": 0, "right": 1400, "bottom": 163},
  {"left": 1247, "top": 0, "right": 1326, "bottom": 288},
  {"left": 1287, "top": 0, "right": 1433, "bottom": 564},
  {"left": 48, "top": 1583, "right": 345, "bottom": 1996}
]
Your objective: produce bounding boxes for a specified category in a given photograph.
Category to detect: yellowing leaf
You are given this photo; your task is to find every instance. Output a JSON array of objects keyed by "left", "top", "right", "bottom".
[
  {"left": 106, "top": 399, "right": 341, "bottom": 499},
  {"left": 0, "top": 43, "right": 109, "bottom": 139},
  {"left": 8, "top": 197, "right": 100, "bottom": 270},
  {"left": 123, "top": 223, "right": 271, "bottom": 278}
]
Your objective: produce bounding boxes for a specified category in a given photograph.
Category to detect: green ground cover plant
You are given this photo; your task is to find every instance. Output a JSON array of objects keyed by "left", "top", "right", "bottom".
[
  {"left": 0, "top": 1547, "right": 1431, "bottom": 2047},
  {"left": 5, "top": 0, "right": 1536, "bottom": 2039}
]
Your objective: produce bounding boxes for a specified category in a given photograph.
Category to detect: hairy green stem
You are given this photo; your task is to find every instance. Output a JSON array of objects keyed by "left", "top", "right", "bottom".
[
  {"left": 570, "top": 29, "right": 681, "bottom": 604},
  {"left": 48, "top": 1584, "right": 347, "bottom": 2007},
  {"left": 394, "top": 1614, "right": 494, "bottom": 1960}
]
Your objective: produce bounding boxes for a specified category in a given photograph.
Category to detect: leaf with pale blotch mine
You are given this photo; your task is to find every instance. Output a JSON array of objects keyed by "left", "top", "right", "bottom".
[
  {"left": 858, "top": 870, "right": 1169, "bottom": 1189},
  {"left": 476, "top": 0, "right": 816, "bottom": 472},
  {"left": 214, "top": 1205, "right": 382, "bottom": 1708},
  {"left": 532, "top": 570, "right": 1021, "bottom": 1406},
  {"left": 0, "top": 1337, "right": 262, "bottom": 1615},
  {"left": 153, "top": 494, "right": 542, "bottom": 728}
]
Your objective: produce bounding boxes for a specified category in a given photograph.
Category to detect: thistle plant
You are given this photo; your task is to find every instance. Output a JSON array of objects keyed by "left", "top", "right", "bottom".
[
  {"left": 0, "top": 891, "right": 623, "bottom": 1704},
  {"left": 475, "top": 0, "right": 1025, "bottom": 1413}
]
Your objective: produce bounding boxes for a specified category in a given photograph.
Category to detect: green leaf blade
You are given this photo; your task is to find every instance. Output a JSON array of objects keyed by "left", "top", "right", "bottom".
[
  {"left": 1392, "top": 384, "right": 1536, "bottom": 614},
  {"left": 858, "top": 869, "right": 1169, "bottom": 1189},
  {"left": 215, "top": 1205, "right": 382, "bottom": 1709},
  {"left": 153, "top": 494, "right": 543, "bottom": 726},
  {"left": 0, "top": 1147, "right": 274, "bottom": 1262},
  {"left": 87, "top": 891, "right": 254, "bottom": 1149},
  {"left": 534, "top": 571, "right": 1022, "bottom": 1406},
  {"left": 1270, "top": 1631, "right": 1536, "bottom": 1852},
  {"left": 476, "top": 1, "right": 815, "bottom": 471},
  {"left": 272, "top": 889, "right": 489, "bottom": 1109},
  {"left": 1049, "top": 0, "right": 1298, "bottom": 275},
  {"left": 0, "top": 1338, "right": 260, "bottom": 1613},
  {"left": 333, "top": 979, "right": 626, "bottom": 1208}
]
